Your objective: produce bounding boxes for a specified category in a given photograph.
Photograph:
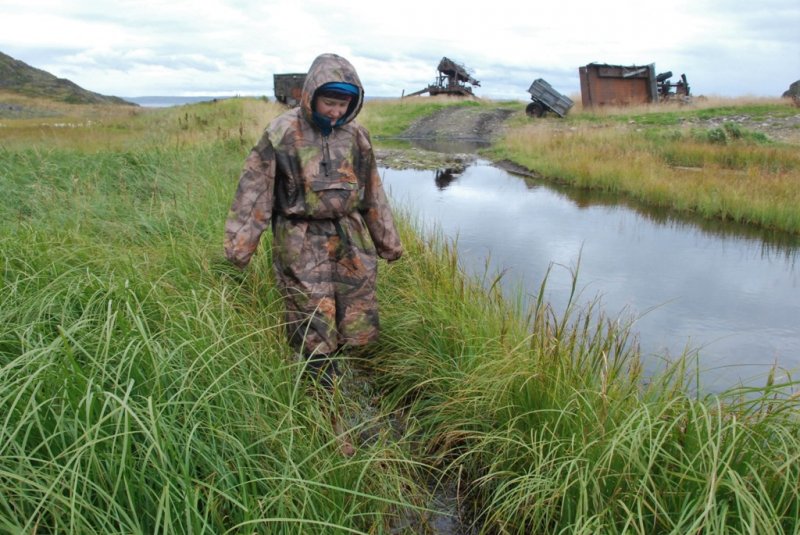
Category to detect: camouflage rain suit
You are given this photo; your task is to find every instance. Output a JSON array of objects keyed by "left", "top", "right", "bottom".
[{"left": 224, "top": 53, "right": 403, "bottom": 358}]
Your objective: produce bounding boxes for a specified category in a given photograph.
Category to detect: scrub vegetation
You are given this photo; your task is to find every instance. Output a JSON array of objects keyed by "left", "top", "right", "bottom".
[
  {"left": 2, "top": 94, "right": 799, "bottom": 533},
  {"left": 490, "top": 96, "right": 800, "bottom": 234}
]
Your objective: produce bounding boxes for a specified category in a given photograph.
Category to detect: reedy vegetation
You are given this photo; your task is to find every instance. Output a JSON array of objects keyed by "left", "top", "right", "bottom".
[
  {"left": 489, "top": 96, "right": 800, "bottom": 234},
  {"left": 1, "top": 95, "right": 799, "bottom": 534},
  {"left": 1, "top": 98, "right": 423, "bottom": 533}
]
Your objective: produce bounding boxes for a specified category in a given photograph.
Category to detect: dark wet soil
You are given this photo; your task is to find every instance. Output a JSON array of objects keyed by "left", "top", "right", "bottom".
[
  {"left": 338, "top": 361, "right": 480, "bottom": 534},
  {"left": 397, "top": 106, "right": 514, "bottom": 143},
  {"left": 374, "top": 106, "right": 513, "bottom": 172}
]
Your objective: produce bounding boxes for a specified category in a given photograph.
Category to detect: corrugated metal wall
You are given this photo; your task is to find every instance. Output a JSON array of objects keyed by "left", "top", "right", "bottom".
[{"left": 579, "top": 63, "right": 658, "bottom": 107}]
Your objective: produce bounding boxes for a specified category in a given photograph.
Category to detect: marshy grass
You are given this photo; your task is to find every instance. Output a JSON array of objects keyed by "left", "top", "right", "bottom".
[
  {"left": 1, "top": 102, "right": 424, "bottom": 533},
  {"left": 377, "top": 222, "right": 800, "bottom": 534},
  {"left": 2, "top": 96, "right": 799, "bottom": 533},
  {"left": 490, "top": 97, "right": 800, "bottom": 234}
]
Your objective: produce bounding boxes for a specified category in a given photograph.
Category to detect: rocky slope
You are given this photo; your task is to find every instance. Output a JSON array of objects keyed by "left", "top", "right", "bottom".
[{"left": 0, "top": 51, "right": 132, "bottom": 105}]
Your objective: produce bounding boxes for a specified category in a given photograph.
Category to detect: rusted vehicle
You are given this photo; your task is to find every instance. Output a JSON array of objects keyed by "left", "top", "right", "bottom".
[
  {"left": 273, "top": 73, "right": 306, "bottom": 106},
  {"left": 403, "top": 57, "right": 480, "bottom": 97},
  {"left": 526, "top": 78, "right": 574, "bottom": 117},
  {"left": 579, "top": 63, "right": 658, "bottom": 107},
  {"left": 783, "top": 80, "right": 800, "bottom": 107},
  {"left": 656, "top": 71, "right": 691, "bottom": 102}
]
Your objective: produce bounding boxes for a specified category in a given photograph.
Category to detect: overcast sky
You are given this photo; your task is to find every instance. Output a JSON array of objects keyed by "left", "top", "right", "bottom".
[{"left": 2, "top": 0, "right": 798, "bottom": 101}]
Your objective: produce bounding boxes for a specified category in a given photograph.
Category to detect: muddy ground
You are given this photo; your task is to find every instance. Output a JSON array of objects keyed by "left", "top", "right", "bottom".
[
  {"left": 374, "top": 106, "right": 514, "bottom": 172},
  {"left": 398, "top": 106, "right": 515, "bottom": 143}
]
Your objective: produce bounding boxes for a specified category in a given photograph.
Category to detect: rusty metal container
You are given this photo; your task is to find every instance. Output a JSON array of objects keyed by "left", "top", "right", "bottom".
[
  {"left": 578, "top": 63, "right": 657, "bottom": 107},
  {"left": 273, "top": 73, "right": 306, "bottom": 106}
]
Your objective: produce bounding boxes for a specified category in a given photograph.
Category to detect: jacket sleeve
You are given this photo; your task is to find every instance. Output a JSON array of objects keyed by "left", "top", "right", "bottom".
[
  {"left": 356, "top": 128, "right": 403, "bottom": 262},
  {"left": 223, "top": 134, "right": 276, "bottom": 269}
]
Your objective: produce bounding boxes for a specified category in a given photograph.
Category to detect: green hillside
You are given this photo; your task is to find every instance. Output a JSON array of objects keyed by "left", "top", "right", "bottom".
[{"left": 0, "top": 51, "right": 133, "bottom": 105}]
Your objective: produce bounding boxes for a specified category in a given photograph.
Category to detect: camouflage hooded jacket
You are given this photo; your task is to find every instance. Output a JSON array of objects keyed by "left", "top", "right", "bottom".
[{"left": 224, "top": 53, "right": 403, "bottom": 269}]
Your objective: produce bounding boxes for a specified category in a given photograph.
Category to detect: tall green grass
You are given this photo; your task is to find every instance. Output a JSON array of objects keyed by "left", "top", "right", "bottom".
[
  {"left": 2, "top": 96, "right": 800, "bottom": 533},
  {"left": 0, "top": 112, "right": 423, "bottom": 532},
  {"left": 376, "top": 223, "right": 800, "bottom": 534}
]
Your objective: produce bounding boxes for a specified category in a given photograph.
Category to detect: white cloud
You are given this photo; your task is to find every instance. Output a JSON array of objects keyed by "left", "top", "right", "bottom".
[{"left": 1, "top": 0, "right": 798, "bottom": 98}]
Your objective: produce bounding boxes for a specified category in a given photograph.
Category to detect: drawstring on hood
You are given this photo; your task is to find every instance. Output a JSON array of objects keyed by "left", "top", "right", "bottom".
[{"left": 320, "top": 136, "right": 332, "bottom": 176}]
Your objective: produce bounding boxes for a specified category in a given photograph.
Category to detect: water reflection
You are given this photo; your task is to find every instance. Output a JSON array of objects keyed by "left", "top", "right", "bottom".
[
  {"left": 381, "top": 159, "right": 800, "bottom": 393},
  {"left": 508, "top": 168, "right": 800, "bottom": 265},
  {"left": 434, "top": 168, "right": 460, "bottom": 189}
]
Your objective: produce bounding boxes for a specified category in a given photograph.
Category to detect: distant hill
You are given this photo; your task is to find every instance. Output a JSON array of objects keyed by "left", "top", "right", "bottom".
[{"left": 0, "top": 51, "right": 134, "bottom": 105}]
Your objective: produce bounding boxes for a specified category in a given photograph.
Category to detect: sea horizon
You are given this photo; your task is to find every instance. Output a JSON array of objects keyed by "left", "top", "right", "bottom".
[
  {"left": 125, "top": 94, "right": 402, "bottom": 107},
  {"left": 124, "top": 95, "right": 253, "bottom": 108}
]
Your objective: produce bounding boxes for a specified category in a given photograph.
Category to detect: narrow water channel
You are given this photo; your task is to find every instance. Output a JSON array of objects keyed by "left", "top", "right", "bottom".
[{"left": 380, "top": 158, "right": 800, "bottom": 393}]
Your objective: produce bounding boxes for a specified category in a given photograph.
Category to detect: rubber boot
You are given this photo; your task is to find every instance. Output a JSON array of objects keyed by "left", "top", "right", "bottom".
[
  {"left": 304, "top": 352, "right": 355, "bottom": 456},
  {"left": 304, "top": 351, "right": 339, "bottom": 390}
]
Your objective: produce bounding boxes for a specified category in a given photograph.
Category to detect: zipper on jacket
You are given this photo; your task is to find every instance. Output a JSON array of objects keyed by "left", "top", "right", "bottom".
[{"left": 321, "top": 135, "right": 331, "bottom": 177}]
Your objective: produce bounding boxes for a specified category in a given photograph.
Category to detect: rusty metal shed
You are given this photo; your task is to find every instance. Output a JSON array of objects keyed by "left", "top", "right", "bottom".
[
  {"left": 273, "top": 73, "right": 306, "bottom": 106},
  {"left": 579, "top": 63, "right": 657, "bottom": 107}
]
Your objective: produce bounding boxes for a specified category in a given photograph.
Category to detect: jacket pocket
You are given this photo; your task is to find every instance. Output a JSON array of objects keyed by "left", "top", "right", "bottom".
[
  {"left": 307, "top": 178, "right": 359, "bottom": 216},
  {"left": 309, "top": 177, "right": 358, "bottom": 192}
]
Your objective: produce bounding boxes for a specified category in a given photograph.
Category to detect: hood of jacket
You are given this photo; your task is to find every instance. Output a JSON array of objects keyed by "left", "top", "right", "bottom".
[{"left": 300, "top": 53, "right": 364, "bottom": 131}]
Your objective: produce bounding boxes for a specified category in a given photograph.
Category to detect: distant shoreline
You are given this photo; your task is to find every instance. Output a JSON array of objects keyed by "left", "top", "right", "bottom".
[
  {"left": 124, "top": 95, "right": 243, "bottom": 107},
  {"left": 125, "top": 94, "right": 402, "bottom": 107}
]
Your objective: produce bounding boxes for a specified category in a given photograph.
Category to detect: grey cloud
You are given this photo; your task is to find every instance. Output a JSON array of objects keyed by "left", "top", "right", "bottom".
[{"left": 4, "top": 0, "right": 797, "bottom": 98}]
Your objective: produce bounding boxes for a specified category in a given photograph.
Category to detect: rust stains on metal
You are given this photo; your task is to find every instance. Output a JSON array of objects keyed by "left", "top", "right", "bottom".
[
  {"left": 579, "top": 63, "right": 658, "bottom": 107},
  {"left": 403, "top": 57, "right": 480, "bottom": 98},
  {"left": 273, "top": 73, "right": 306, "bottom": 107}
]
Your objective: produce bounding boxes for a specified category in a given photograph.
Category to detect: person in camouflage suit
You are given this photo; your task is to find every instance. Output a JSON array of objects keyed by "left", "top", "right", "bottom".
[{"left": 224, "top": 53, "right": 403, "bottom": 393}]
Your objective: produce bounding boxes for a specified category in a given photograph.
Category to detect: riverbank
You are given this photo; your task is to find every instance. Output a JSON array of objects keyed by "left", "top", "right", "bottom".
[
  {"left": 2, "top": 96, "right": 800, "bottom": 533},
  {"left": 364, "top": 95, "right": 800, "bottom": 235}
]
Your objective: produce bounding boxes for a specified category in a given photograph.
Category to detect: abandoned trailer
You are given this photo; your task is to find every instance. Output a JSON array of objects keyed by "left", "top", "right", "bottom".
[{"left": 526, "top": 78, "right": 574, "bottom": 118}]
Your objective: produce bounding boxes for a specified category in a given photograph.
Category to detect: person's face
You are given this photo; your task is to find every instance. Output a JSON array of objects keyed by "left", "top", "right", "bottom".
[{"left": 315, "top": 96, "right": 350, "bottom": 125}]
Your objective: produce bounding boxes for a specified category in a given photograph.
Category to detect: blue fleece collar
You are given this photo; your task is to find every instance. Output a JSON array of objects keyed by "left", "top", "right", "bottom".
[{"left": 314, "top": 110, "right": 354, "bottom": 136}]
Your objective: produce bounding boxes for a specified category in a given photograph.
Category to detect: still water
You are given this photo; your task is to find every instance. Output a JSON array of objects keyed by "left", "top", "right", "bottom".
[{"left": 380, "top": 158, "right": 800, "bottom": 393}]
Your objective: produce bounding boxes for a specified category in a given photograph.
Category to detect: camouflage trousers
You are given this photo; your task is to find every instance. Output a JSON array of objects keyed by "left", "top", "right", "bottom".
[{"left": 272, "top": 213, "right": 380, "bottom": 357}]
